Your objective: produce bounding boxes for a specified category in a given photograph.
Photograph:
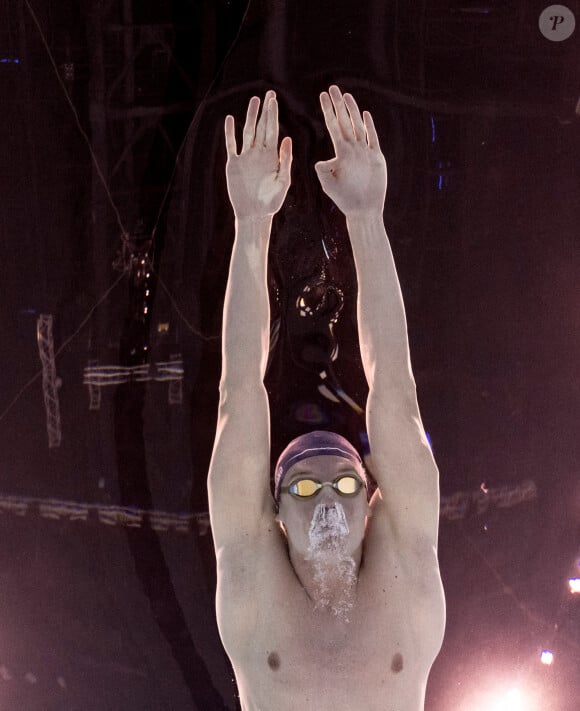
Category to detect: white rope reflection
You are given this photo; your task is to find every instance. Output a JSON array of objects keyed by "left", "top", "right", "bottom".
[
  {"left": 0, "top": 493, "right": 208, "bottom": 535},
  {"left": 83, "top": 358, "right": 184, "bottom": 386},
  {"left": 440, "top": 479, "right": 537, "bottom": 521},
  {"left": 83, "top": 357, "right": 184, "bottom": 408}
]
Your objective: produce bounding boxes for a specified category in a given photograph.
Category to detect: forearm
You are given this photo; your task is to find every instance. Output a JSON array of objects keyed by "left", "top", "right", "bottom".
[
  {"left": 220, "top": 215, "right": 272, "bottom": 391},
  {"left": 346, "top": 212, "right": 415, "bottom": 398}
]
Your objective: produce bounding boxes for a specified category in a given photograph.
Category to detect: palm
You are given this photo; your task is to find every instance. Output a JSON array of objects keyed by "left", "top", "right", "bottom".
[
  {"left": 315, "top": 87, "right": 387, "bottom": 217},
  {"left": 225, "top": 91, "right": 292, "bottom": 220},
  {"left": 226, "top": 149, "right": 287, "bottom": 217}
]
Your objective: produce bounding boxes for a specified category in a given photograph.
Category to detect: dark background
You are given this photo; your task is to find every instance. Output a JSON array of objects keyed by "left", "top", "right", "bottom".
[{"left": 0, "top": 0, "right": 579, "bottom": 708}]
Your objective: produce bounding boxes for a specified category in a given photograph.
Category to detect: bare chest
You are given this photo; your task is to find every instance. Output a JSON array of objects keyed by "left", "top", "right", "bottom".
[
  {"left": 216, "top": 536, "right": 445, "bottom": 711},
  {"left": 219, "top": 581, "right": 430, "bottom": 711},
  {"left": 264, "top": 578, "right": 400, "bottom": 643}
]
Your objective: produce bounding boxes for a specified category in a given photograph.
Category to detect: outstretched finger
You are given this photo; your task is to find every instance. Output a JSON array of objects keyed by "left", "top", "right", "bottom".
[
  {"left": 363, "top": 110, "right": 380, "bottom": 150},
  {"left": 320, "top": 91, "right": 343, "bottom": 151},
  {"left": 256, "top": 90, "right": 274, "bottom": 146},
  {"left": 265, "top": 95, "right": 279, "bottom": 148},
  {"left": 242, "top": 96, "right": 260, "bottom": 152},
  {"left": 329, "top": 85, "right": 355, "bottom": 142},
  {"left": 344, "top": 93, "right": 365, "bottom": 143},
  {"left": 255, "top": 91, "right": 273, "bottom": 146},
  {"left": 224, "top": 115, "right": 237, "bottom": 158}
]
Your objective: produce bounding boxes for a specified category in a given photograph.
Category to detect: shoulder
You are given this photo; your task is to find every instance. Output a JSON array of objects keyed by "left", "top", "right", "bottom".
[
  {"left": 362, "top": 490, "right": 445, "bottom": 624},
  {"left": 360, "top": 522, "right": 446, "bottom": 662},
  {"left": 362, "top": 484, "right": 439, "bottom": 560},
  {"left": 215, "top": 523, "right": 291, "bottom": 604},
  {"left": 215, "top": 527, "right": 297, "bottom": 651},
  {"left": 362, "top": 404, "right": 441, "bottom": 550},
  {"left": 207, "top": 385, "right": 272, "bottom": 551}
]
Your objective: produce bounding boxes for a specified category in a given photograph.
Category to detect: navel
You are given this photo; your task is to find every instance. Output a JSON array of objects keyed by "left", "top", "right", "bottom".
[
  {"left": 391, "top": 653, "right": 403, "bottom": 673},
  {"left": 267, "top": 651, "right": 281, "bottom": 671}
]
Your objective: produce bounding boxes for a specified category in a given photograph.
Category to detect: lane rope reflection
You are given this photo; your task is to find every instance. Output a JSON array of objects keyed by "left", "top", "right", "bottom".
[{"left": 0, "top": 479, "right": 537, "bottom": 534}]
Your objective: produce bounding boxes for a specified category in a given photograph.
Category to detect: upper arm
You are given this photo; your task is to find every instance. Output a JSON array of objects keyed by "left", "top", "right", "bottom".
[
  {"left": 208, "top": 378, "right": 274, "bottom": 553},
  {"left": 365, "top": 384, "right": 440, "bottom": 551}
]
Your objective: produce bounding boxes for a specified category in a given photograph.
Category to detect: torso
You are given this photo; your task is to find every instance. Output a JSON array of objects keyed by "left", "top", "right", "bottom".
[{"left": 215, "top": 526, "right": 445, "bottom": 711}]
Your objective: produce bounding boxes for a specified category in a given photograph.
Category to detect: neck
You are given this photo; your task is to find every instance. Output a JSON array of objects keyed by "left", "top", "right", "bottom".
[{"left": 289, "top": 542, "right": 363, "bottom": 621}]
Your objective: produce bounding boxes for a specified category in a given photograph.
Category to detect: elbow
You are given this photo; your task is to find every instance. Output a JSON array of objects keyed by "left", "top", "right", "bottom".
[
  {"left": 218, "top": 346, "right": 269, "bottom": 399},
  {"left": 218, "top": 369, "right": 265, "bottom": 401},
  {"left": 367, "top": 379, "right": 419, "bottom": 416},
  {"left": 217, "top": 377, "right": 268, "bottom": 411},
  {"left": 364, "top": 355, "right": 417, "bottom": 401}
]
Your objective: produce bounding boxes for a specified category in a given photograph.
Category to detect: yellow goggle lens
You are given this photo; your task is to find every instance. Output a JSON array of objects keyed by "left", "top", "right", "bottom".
[
  {"left": 292, "top": 479, "right": 319, "bottom": 497},
  {"left": 335, "top": 475, "right": 359, "bottom": 494}
]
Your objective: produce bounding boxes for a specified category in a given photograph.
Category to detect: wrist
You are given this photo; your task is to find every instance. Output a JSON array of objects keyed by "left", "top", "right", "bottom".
[
  {"left": 345, "top": 209, "right": 384, "bottom": 227},
  {"left": 235, "top": 213, "right": 274, "bottom": 229}
]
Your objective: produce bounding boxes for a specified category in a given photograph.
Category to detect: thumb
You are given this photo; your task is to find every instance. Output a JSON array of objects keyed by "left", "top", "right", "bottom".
[
  {"left": 279, "top": 136, "right": 292, "bottom": 177},
  {"left": 314, "top": 159, "right": 337, "bottom": 178}
]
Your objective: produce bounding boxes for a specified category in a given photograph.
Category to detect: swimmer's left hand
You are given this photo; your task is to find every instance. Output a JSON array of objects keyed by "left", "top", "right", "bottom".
[{"left": 315, "top": 86, "right": 387, "bottom": 218}]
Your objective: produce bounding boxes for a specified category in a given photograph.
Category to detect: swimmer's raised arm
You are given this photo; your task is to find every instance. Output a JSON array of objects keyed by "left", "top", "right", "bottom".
[
  {"left": 208, "top": 91, "right": 292, "bottom": 553},
  {"left": 315, "top": 86, "right": 439, "bottom": 551}
]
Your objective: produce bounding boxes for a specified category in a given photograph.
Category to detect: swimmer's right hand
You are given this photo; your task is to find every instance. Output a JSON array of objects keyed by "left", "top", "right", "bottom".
[{"left": 224, "top": 90, "right": 293, "bottom": 220}]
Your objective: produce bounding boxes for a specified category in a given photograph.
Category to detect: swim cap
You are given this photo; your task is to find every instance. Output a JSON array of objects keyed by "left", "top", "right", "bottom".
[{"left": 274, "top": 430, "right": 366, "bottom": 503}]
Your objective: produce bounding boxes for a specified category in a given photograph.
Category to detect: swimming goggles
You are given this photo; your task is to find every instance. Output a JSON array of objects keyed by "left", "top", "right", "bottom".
[{"left": 280, "top": 474, "right": 364, "bottom": 499}]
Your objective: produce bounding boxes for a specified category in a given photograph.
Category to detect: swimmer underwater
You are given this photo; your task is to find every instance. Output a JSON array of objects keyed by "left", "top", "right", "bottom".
[{"left": 208, "top": 86, "right": 446, "bottom": 711}]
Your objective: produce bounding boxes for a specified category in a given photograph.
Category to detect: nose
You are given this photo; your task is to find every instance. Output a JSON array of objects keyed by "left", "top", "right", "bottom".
[{"left": 317, "top": 486, "right": 338, "bottom": 504}]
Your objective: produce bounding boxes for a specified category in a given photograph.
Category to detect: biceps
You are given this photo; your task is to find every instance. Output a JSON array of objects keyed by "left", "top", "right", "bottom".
[
  {"left": 365, "top": 391, "right": 440, "bottom": 544},
  {"left": 208, "top": 383, "right": 273, "bottom": 548},
  {"left": 210, "top": 383, "right": 270, "bottom": 470},
  {"left": 366, "top": 385, "right": 433, "bottom": 469}
]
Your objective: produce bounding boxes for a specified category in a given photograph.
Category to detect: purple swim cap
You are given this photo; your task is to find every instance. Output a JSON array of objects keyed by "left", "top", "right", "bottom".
[{"left": 274, "top": 430, "right": 366, "bottom": 502}]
